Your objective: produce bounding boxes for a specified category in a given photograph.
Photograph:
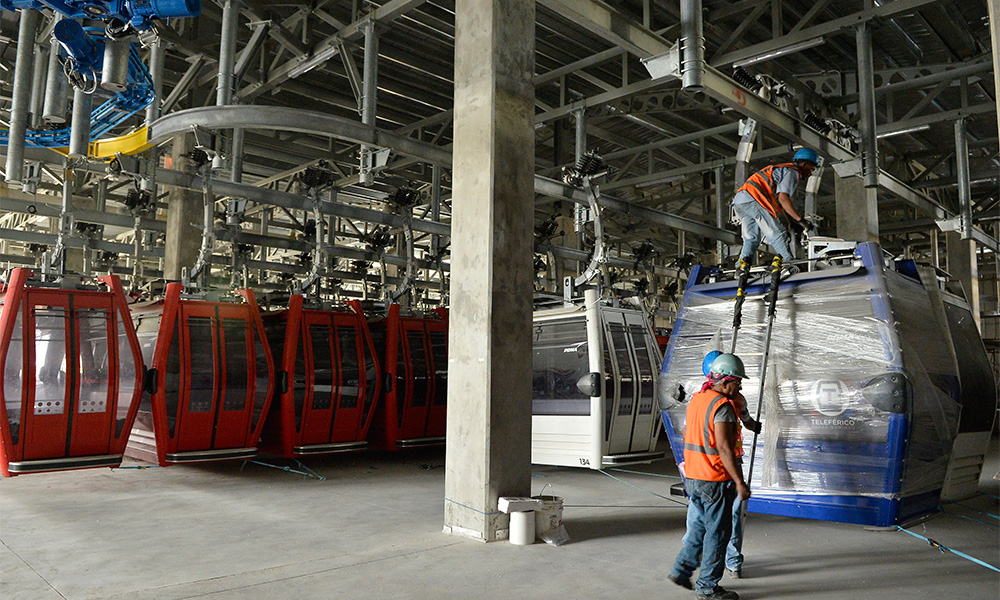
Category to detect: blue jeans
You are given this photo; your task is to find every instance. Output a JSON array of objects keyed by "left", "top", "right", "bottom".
[
  {"left": 726, "top": 493, "right": 745, "bottom": 570},
  {"left": 734, "top": 201, "right": 794, "bottom": 262},
  {"left": 671, "top": 479, "right": 736, "bottom": 595}
]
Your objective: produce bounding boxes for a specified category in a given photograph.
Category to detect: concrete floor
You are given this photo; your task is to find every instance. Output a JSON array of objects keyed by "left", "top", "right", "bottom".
[{"left": 2, "top": 437, "right": 998, "bottom": 600}]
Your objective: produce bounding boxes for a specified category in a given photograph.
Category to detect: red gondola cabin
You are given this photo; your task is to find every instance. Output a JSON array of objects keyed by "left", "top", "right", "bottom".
[
  {"left": 127, "top": 283, "right": 274, "bottom": 465},
  {"left": 0, "top": 269, "right": 144, "bottom": 476},
  {"left": 367, "top": 304, "right": 448, "bottom": 450},
  {"left": 259, "top": 297, "right": 381, "bottom": 458}
]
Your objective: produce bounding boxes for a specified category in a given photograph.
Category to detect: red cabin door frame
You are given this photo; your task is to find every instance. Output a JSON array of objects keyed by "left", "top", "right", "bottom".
[
  {"left": 174, "top": 304, "right": 256, "bottom": 453},
  {"left": 21, "top": 290, "right": 117, "bottom": 461},
  {"left": 299, "top": 312, "right": 338, "bottom": 446},
  {"left": 398, "top": 321, "right": 431, "bottom": 441},
  {"left": 327, "top": 319, "right": 364, "bottom": 443},
  {"left": 423, "top": 322, "right": 447, "bottom": 438}
]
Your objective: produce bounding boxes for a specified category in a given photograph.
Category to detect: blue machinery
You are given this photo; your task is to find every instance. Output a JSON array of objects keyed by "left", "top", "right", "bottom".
[
  {"left": 2, "top": 0, "right": 199, "bottom": 32},
  {"left": 0, "top": 0, "right": 199, "bottom": 149},
  {"left": 658, "top": 242, "right": 997, "bottom": 527}
]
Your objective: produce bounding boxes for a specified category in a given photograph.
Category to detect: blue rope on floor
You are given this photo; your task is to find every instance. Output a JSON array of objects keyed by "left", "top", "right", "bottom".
[
  {"left": 443, "top": 497, "right": 502, "bottom": 516},
  {"left": 940, "top": 500, "right": 999, "bottom": 521},
  {"left": 895, "top": 525, "right": 1000, "bottom": 573},
  {"left": 597, "top": 469, "right": 687, "bottom": 506},
  {"left": 608, "top": 467, "right": 682, "bottom": 479}
]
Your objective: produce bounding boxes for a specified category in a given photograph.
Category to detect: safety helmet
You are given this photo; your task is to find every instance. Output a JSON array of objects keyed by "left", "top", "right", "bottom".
[
  {"left": 702, "top": 350, "right": 722, "bottom": 376},
  {"left": 793, "top": 147, "right": 819, "bottom": 166},
  {"left": 709, "top": 353, "right": 748, "bottom": 379}
]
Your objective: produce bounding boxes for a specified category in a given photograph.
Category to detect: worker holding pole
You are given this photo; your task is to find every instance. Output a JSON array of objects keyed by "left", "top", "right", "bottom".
[
  {"left": 668, "top": 353, "right": 751, "bottom": 600},
  {"left": 732, "top": 148, "right": 820, "bottom": 276},
  {"left": 701, "top": 350, "right": 761, "bottom": 580}
]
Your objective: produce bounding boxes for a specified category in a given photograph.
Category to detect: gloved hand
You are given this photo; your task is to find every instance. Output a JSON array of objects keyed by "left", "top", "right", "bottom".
[
  {"left": 800, "top": 217, "right": 818, "bottom": 234},
  {"left": 746, "top": 419, "right": 762, "bottom": 435},
  {"left": 788, "top": 218, "right": 805, "bottom": 236}
]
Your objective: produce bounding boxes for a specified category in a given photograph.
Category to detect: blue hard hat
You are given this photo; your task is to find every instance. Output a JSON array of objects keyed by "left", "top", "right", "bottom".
[
  {"left": 702, "top": 350, "right": 723, "bottom": 376},
  {"left": 793, "top": 148, "right": 819, "bottom": 166}
]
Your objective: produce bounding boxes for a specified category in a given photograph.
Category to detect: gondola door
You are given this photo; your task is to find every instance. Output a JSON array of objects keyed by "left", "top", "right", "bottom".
[
  {"left": 173, "top": 304, "right": 255, "bottom": 454},
  {"left": 328, "top": 319, "right": 364, "bottom": 442},
  {"left": 603, "top": 310, "right": 637, "bottom": 455},
  {"left": 625, "top": 312, "right": 659, "bottom": 453},
  {"left": 399, "top": 320, "right": 431, "bottom": 441},
  {"left": 299, "top": 313, "right": 337, "bottom": 446},
  {"left": 423, "top": 323, "right": 447, "bottom": 438},
  {"left": 21, "top": 291, "right": 117, "bottom": 461}
]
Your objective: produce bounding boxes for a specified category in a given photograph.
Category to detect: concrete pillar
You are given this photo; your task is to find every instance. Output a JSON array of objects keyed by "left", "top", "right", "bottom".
[
  {"left": 946, "top": 232, "right": 980, "bottom": 332},
  {"left": 163, "top": 134, "right": 204, "bottom": 281},
  {"left": 444, "top": 0, "right": 535, "bottom": 542},
  {"left": 835, "top": 175, "right": 878, "bottom": 242}
]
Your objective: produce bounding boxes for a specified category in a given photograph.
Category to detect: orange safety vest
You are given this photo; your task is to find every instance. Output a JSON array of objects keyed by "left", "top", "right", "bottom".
[
  {"left": 737, "top": 163, "right": 801, "bottom": 218},
  {"left": 683, "top": 389, "right": 737, "bottom": 482}
]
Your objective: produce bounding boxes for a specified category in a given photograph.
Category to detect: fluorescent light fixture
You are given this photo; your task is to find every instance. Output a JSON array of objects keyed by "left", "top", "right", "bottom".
[
  {"left": 732, "top": 37, "right": 825, "bottom": 68},
  {"left": 876, "top": 124, "right": 931, "bottom": 139},
  {"left": 287, "top": 45, "right": 340, "bottom": 78}
]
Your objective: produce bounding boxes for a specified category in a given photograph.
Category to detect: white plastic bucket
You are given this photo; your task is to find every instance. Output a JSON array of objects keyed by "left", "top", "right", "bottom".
[
  {"left": 532, "top": 495, "right": 563, "bottom": 538},
  {"left": 509, "top": 511, "right": 535, "bottom": 545}
]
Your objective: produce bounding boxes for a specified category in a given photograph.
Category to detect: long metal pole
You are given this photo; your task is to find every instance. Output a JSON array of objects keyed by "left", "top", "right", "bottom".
[
  {"left": 856, "top": 22, "right": 879, "bottom": 188},
  {"left": 69, "top": 88, "right": 94, "bottom": 158},
  {"left": 954, "top": 118, "right": 973, "bottom": 240},
  {"left": 216, "top": 0, "right": 240, "bottom": 171},
  {"left": 43, "top": 15, "right": 68, "bottom": 125},
  {"left": 359, "top": 18, "right": 379, "bottom": 185},
  {"left": 29, "top": 43, "right": 48, "bottom": 129},
  {"left": 143, "top": 40, "right": 165, "bottom": 194},
  {"left": 5, "top": 10, "right": 40, "bottom": 184},
  {"left": 745, "top": 255, "right": 783, "bottom": 488},
  {"left": 574, "top": 108, "right": 587, "bottom": 260},
  {"left": 679, "top": 0, "right": 704, "bottom": 90}
]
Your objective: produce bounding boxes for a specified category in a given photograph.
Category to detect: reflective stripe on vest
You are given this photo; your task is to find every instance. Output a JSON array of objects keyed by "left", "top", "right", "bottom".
[{"left": 738, "top": 163, "right": 798, "bottom": 218}]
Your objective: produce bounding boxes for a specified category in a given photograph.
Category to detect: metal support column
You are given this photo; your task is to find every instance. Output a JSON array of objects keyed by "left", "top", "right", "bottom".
[
  {"left": 573, "top": 107, "right": 587, "bottom": 257},
  {"left": 856, "top": 22, "right": 878, "bottom": 189},
  {"left": 954, "top": 118, "right": 973, "bottom": 240},
  {"left": 43, "top": 15, "right": 68, "bottom": 125},
  {"left": 359, "top": 19, "right": 379, "bottom": 185},
  {"left": 5, "top": 10, "right": 40, "bottom": 184},
  {"left": 679, "top": 0, "right": 704, "bottom": 90},
  {"left": 68, "top": 88, "right": 94, "bottom": 158},
  {"left": 143, "top": 40, "right": 165, "bottom": 194}
]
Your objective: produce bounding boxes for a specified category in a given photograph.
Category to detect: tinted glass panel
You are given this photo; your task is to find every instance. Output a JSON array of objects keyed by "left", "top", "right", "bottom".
[
  {"left": 4, "top": 307, "right": 23, "bottom": 444},
  {"left": 252, "top": 330, "right": 270, "bottom": 431},
  {"left": 34, "top": 307, "right": 67, "bottom": 416},
  {"left": 396, "top": 336, "right": 407, "bottom": 426},
  {"left": 164, "top": 319, "right": 182, "bottom": 435},
  {"left": 116, "top": 316, "right": 138, "bottom": 436},
  {"left": 407, "top": 330, "right": 428, "bottom": 408},
  {"left": 187, "top": 318, "right": 215, "bottom": 413},
  {"left": 222, "top": 319, "right": 249, "bottom": 412},
  {"left": 293, "top": 327, "right": 306, "bottom": 430},
  {"left": 531, "top": 319, "right": 590, "bottom": 416},
  {"left": 337, "top": 327, "right": 360, "bottom": 410},
  {"left": 429, "top": 330, "right": 447, "bottom": 407},
  {"left": 609, "top": 324, "right": 635, "bottom": 416},
  {"left": 310, "top": 324, "right": 333, "bottom": 410},
  {"left": 944, "top": 302, "right": 997, "bottom": 432},
  {"left": 78, "top": 309, "right": 110, "bottom": 415},
  {"left": 630, "top": 325, "right": 655, "bottom": 415},
  {"left": 362, "top": 328, "right": 377, "bottom": 420}
]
